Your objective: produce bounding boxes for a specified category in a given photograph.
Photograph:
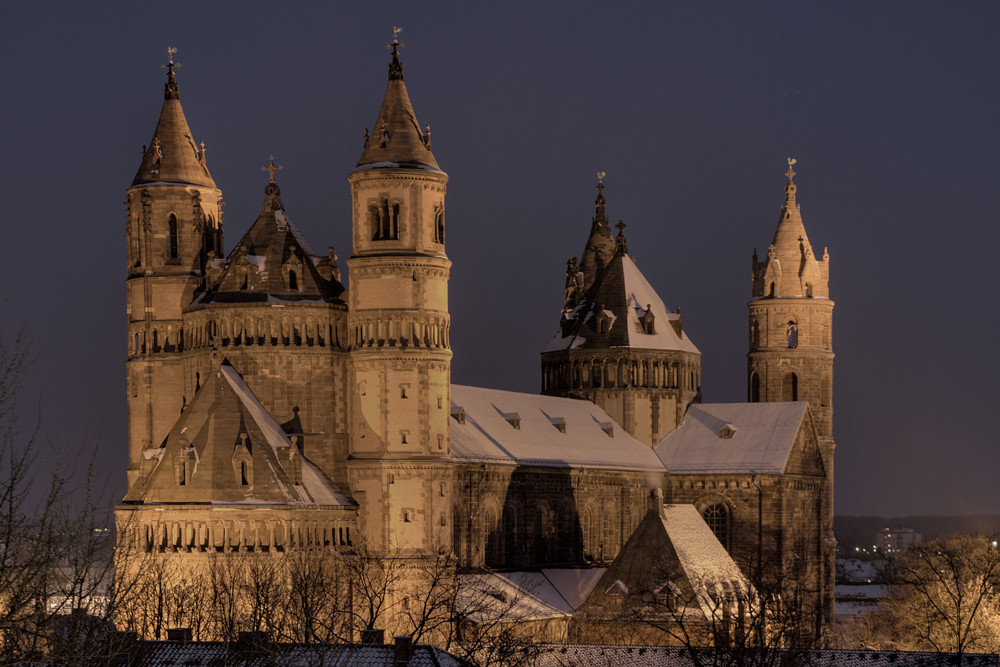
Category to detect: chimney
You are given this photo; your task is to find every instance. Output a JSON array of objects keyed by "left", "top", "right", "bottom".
[
  {"left": 360, "top": 628, "right": 384, "bottom": 645},
  {"left": 648, "top": 487, "right": 664, "bottom": 517},
  {"left": 394, "top": 635, "right": 414, "bottom": 665},
  {"left": 166, "top": 628, "right": 192, "bottom": 641}
]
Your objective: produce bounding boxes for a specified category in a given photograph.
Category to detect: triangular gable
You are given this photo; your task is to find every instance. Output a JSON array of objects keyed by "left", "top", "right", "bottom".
[{"left": 124, "top": 360, "right": 350, "bottom": 507}]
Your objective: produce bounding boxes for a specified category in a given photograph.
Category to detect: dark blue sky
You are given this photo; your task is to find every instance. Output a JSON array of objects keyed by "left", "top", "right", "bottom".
[{"left": 1, "top": 2, "right": 997, "bottom": 516}]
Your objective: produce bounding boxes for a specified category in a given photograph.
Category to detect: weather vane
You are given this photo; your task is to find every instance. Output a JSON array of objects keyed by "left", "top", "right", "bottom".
[
  {"left": 596, "top": 171, "right": 606, "bottom": 195},
  {"left": 262, "top": 155, "right": 283, "bottom": 183},
  {"left": 162, "top": 46, "right": 180, "bottom": 76},
  {"left": 388, "top": 26, "right": 405, "bottom": 50},
  {"left": 786, "top": 157, "right": 797, "bottom": 181}
]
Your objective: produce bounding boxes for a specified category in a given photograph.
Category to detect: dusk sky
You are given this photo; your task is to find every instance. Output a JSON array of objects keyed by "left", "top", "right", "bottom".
[{"left": 1, "top": 2, "right": 997, "bottom": 517}]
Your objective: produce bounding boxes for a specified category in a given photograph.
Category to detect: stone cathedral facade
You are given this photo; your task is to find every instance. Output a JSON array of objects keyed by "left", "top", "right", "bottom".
[{"left": 115, "top": 44, "right": 835, "bottom": 645}]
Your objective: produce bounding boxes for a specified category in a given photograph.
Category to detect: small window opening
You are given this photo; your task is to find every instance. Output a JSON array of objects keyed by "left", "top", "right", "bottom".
[
  {"left": 403, "top": 510, "right": 412, "bottom": 523},
  {"left": 434, "top": 206, "right": 445, "bottom": 243},
  {"left": 400, "top": 385, "right": 408, "bottom": 399},
  {"left": 782, "top": 372, "right": 799, "bottom": 402},
  {"left": 288, "top": 269, "right": 298, "bottom": 291},
  {"left": 750, "top": 372, "right": 760, "bottom": 402},
  {"left": 168, "top": 214, "right": 179, "bottom": 260},
  {"left": 768, "top": 282, "right": 775, "bottom": 297},
  {"left": 401, "top": 431, "right": 408, "bottom": 445},
  {"left": 787, "top": 322, "right": 798, "bottom": 348},
  {"left": 240, "top": 461, "right": 249, "bottom": 486}
]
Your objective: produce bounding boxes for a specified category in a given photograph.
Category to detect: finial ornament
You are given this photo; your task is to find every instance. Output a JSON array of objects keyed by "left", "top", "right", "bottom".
[
  {"left": 786, "top": 157, "right": 797, "bottom": 182},
  {"left": 161, "top": 46, "right": 181, "bottom": 99},
  {"left": 262, "top": 155, "right": 283, "bottom": 183},
  {"left": 387, "top": 27, "right": 405, "bottom": 80},
  {"left": 596, "top": 171, "right": 607, "bottom": 197}
]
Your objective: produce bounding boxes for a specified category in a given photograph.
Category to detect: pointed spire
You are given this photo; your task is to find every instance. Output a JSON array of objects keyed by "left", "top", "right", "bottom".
[
  {"left": 752, "top": 159, "right": 829, "bottom": 299},
  {"left": 132, "top": 49, "right": 216, "bottom": 188},
  {"left": 578, "top": 173, "right": 617, "bottom": 291},
  {"left": 259, "top": 156, "right": 285, "bottom": 214},
  {"left": 355, "top": 29, "right": 440, "bottom": 170}
]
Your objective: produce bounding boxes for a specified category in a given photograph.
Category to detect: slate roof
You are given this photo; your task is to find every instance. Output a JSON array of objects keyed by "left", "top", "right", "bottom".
[
  {"left": 131, "top": 67, "right": 216, "bottom": 188},
  {"left": 449, "top": 385, "right": 665, "bottom": 472},
  {"left": 355, "top": 41, "right": 440, "bottom": 171},
  {"left": 111, "top": 640, "right": 471, "bottom": 666},
  {"left": 545, "top": 248, "right": 699, "bottom": 355},
  {"left": 199, "top": 179, "right": 344, "bottom": 304},
  {"left": 655, "top": 402, "right": 809, "bottom": 474},
  {"left": 124, "top": 360, "right": 351, "bottom": 507},
  {"left": 532, "top": 646, "right": 1000, "bottom": 667}
]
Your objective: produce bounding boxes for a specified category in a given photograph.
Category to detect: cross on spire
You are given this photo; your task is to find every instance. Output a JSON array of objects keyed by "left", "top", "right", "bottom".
[
  {"left": 615, "top": 220, "right": 626, "bottom": 235},
  {"left": 387, "top": 27, "right": 405, "bottom": 80},
  {"left": 161, "top": 46, "right": 180, "bottom": 78},
  {"left": 785, "top": 157, "right": 797, "bottom": 182},
  {"left": 596, "top": 171, "right": 607, "bottom": 197},
  {"left": 262, "top": 155, "right": 283, "bottom": 183},
  {"left": 388, "top": 26, "right": 405, "bottom": 53}
]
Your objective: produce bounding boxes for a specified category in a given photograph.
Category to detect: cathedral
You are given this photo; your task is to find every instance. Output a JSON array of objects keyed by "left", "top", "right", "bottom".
[{"left": 115, "top": 41, "right": 835, "bottom": 645}]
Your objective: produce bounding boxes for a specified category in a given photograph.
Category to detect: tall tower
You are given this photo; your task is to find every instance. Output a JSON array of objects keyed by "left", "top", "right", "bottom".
[
  {"left": 748, "top": 160, "right": 833, "bottom": 438},
  {"left": 346, "top": 37, "right": 452, "bottom": 552},
  {"left": 543, "top": 179, "right": 701, "bottom": 446},
  {"left": 125, "top": 52, "right": 223, "bottom": 489}
]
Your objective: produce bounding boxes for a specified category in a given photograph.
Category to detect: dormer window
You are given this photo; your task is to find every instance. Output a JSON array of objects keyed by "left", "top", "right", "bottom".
[
  {"left": 719, "top": 424, "right": 736, "bottom": 439},
  {"left": 451, "top": 406, "right": 466, "bottom": 424},
  {"left": 288, "top": 269, "right": 298, "bottom": 291},
  {"left": 501, "top": 411, "right": 521, "bottom": 429}
]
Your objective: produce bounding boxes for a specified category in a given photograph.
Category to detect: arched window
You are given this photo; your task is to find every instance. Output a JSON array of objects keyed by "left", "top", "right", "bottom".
[
  {"left": 768, "top": 282, "right": 775, "bottom": 297},
  {"left": 288, "top": 269, "right": 298, "bottom": 291},
  {"left": 240, "top": 461, "right": 249, "bottom": 486},
  {"left": 782, "top": 372, "right": 799, "bottom": 401},
  {"left": 703, "top": 504, "right": 729, "bottom": 550},
  {"left": 504, "top": 507, "right": 518, "bottom": 564},
  {"left": 787, "top": 321, "right": 798, "bottom": 348},
  {"left": 750, "top": 319, "right": 760, "bottom": 348},
  {"left": 582, "top": 507, "right": 595, "bottom": 560},
  {"left": 434, "top": 206, "right": 445, "bottom": 243},
  {"left": 750, "top": 372, "right": 761, "bottom": 402},
  {"left": 369, "top": 204, "right": 381, "bottom": 240},
  {"left": 168, "top": 214, "right": 179, "bottom": 260}
]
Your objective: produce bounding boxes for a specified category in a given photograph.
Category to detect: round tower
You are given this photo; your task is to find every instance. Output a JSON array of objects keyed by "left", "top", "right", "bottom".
[
  {"left": 125, "top": 52, "right": 223, "bottom": 489},
  {"left": 346, "top": 37, "right": 452, "bottom": 553},
  {"left": 747, "top": 160, "right": 833, "bottom": 438}
]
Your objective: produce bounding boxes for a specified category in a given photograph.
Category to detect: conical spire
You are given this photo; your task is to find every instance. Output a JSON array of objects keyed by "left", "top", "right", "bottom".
[
  {"left": 752, "top": 159, "right": 829, "bottom": 299},
  {"left": 356, "top": 30, "right": 439, "bottom": 170},
  {"left": 578, "top": 173, "right": 617, "bottom": 291},
  {"left": 132, "top": 49, "right": 216, "bottom": 188}
]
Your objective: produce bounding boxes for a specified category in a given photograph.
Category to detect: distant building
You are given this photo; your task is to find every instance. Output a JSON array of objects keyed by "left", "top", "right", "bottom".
[{"left": 882, "top": 527, "right": 922, "bottom": 556}]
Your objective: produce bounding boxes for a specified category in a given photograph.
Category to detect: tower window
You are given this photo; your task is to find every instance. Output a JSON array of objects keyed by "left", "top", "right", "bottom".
[
  {"left": 434, "top": 206, "right": 445, "bottom": 243},
  {"left": 750, "top": 372, "right": 760, "bottom": 402},
  {"left": 787, "top": 321, "right": 798, "bottom": 348},
  {"left": 168, "top": 214, "right": 179, "bottom": 260},
  {"left": 288, "top": 269, "right": 298, "bottom": 291},
  {"left": 782, "top": 372, "right": 799, "bottom": 402},
  {"left": 703, "top": 504, "right": 730, "bottom": 550},
  {"left": 750, "top": 319, "right": 760, "bottom": 348}
]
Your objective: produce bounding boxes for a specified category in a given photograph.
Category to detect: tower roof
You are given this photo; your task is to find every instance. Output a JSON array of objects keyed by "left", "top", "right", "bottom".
[
  {"left": 199, "top": 161, "right": 344, "bottom": 305},
  {"left": 752, "top": 159, "right": 829, "bottom": 299},
  {"left": 547, "top": 183, "right": 699, "bottom": 355},
  {"left": 577, "top": 175, "right": 617, "bottom": 291},
  {"left": 355, "top": 35, "right": 440, "bottom": 171},
  {"left": 131, "top": 53, "right": 216, "bottom": 188}
]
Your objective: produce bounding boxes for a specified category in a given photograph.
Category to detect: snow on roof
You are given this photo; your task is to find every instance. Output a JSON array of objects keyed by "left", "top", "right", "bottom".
[
  {"left": 449, "top": 385, "right": 664, "bottom": 472},
  {"left": 274, "top": 209, "right": 319, "bottom": 258},
  {"left": 457, "top": 571, "right": 572, "bottom": 623},
  {"left": 353, "top": 160, "right": 443, "bottom": 172},
  {"left": 655, "top": 402, "right": 808, "bottom": 474},
  {"left": 660, "top": 504, "right": 750, "bottom": 619},
  {"left": 220, "top": 365, "right": 352, "bottom": 506},
  {"left": 544, "top": 253, "right": 700, "bottom": 354}
]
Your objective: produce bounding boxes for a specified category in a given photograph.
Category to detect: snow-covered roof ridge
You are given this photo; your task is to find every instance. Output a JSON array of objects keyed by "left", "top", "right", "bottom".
[
  {"left": 655, "top": 402, "right": 809, "bottom": 474},
  {"left": 545, "top": 251, "right": 700, "bottom": 354},
  {"left": 220, "top": 364, "right": 352, "bottom": 506},
  {"left": 449, "top": 385, "right": 664, "bottom": 472}
]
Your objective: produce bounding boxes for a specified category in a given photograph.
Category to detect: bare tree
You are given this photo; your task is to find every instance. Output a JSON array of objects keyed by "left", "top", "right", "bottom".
[{"left": 855, "top": 533, "right": 1000, "bottom": 657}]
